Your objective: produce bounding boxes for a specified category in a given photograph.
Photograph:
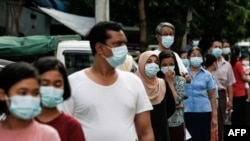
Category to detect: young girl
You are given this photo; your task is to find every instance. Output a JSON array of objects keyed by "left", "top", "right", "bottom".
[
  {"left": 241, "top": 54, "right": 250, "bottom": 102},
  {"left": 33, "top": 56, "right": 85, "bottom": 141},
  {"left": 0, "top": 62, "right": 60, "bottom": 141},
  {"left": 158, "top": 50, "right": 187, "bottom": 141}
]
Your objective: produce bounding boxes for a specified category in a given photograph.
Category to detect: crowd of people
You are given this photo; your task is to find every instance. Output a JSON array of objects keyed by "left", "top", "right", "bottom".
[{"left": 0, "top": 21, "right": 249, "bottom": 141}]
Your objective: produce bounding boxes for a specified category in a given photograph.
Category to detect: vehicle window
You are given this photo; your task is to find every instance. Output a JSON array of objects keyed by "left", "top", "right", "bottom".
[{"left": 64, "top": 51, "right": 94, "bottom": 75}]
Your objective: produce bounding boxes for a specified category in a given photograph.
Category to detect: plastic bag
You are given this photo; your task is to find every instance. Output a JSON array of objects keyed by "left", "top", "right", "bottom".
[{"left": 224, "top": 110, "right": 233, "bottom": 125}]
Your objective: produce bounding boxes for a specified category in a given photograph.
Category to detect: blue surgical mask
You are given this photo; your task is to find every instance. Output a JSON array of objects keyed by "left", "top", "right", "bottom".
[
  {"left": 192, "top": 40, "right": 200, "bottom": 47},
  {"left": 181, "top": 59, "right": 190, "bottom": 67},
  {"left": 9, "top": 95, "right": 41, "bottom": 120},
  {"left": 103, "top": 45, "right": 128, "bottom": 67},
  {"left": 161, "top": 36, "right": 174, "bottom": 48},
  {"left": 40, "top": 86, "right": 64, "bottom": 108},
  {"left": 145, "top": 63, "right": 159, "bottom": 77},
  {"left": 161, "top": 66, "right": 175, "bottom": 74},
  {"left": 190, "top": 57, "right": 203, "bottom": 67},
  {"left": 222, "top": 48, "right": 231, "bottom": 55},
  {"left": 212, "top": 48, "right": 222, "bottom": 58}
]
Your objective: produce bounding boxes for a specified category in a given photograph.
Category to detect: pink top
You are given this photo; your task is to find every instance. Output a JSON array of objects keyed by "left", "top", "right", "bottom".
[
  {"left": 213, "top": 58, "right": 235, "bottom": 90},
  {"left": 0, "top": 120, "right": 60, "bottom": 141}
]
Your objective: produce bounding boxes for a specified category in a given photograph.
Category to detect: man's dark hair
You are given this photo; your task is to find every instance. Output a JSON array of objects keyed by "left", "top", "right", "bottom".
[{"left": 86, "top": 21, "right": 123, "bottom": 56}]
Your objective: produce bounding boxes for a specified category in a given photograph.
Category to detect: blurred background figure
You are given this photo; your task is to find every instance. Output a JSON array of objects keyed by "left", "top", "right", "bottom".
[
  {"left": 185, "top": 32, "right": 201, "bottom": 52},
  {"left": 230, "top": 46, "right": 249, "bottom": 125},
  {"left": 210, "top": 40, "right": 235, "bottom": 141},
  {"left": 116, "top": 54, "right": 138, "bottom": 73},
  {"left": 0, "top": 62, "right": 60, "bottom": 141},
  {"left": 178, "top": 50, "right": 190, "bottom": 68},
  {"left": 222, "top": 39, "right": 231, "bottom": 61}
]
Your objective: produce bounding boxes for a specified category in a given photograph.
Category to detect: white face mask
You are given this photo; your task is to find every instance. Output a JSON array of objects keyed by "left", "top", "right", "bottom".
[
  {"left": 242, "top": 60, "right": 249, "bottom": 66},
  {"left": 222, "top": 48, "right": 231, "bottom": 55},
  {"left": 102, "top": 45, "right": 128, "bottom": 67},
  {"left": 192, "top": 40, "right": 200, "bottom": 47},
  {"left": 160, "top": 66, "right": 175, "bottom": 74},
  {"left": 161, "top": 36, "right": 174, "bottom": 48}
]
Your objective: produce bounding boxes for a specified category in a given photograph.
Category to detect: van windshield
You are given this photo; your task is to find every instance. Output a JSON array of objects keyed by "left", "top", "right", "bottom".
[{"left": 63, "top": 50, "right": 94, "bottom": 75}]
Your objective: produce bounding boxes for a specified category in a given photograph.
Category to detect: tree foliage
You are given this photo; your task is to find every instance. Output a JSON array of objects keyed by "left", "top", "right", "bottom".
[{"left": 66, "top": 0, "right": 250, "bottom": 51}]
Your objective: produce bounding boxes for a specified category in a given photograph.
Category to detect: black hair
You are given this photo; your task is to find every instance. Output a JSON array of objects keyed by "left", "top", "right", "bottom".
[
  {"left": 188, "top": 47, "right": 204, "bottom": 64},
  {"left": 230, "top": 45, "right": 241, "bottom": 67},
  {"left": 33, "top": 56, "right": 71, "bottom": 100},
  {"left": 188, "top": 47, "right": 204, "bottom": 57},
  {"left": 157, "top": 50, "right": 181, "bottom": 78},
  {"left": 187, "top": 32, "right": 200, "bottom": 42},
  {"left": 0, "top": 62, "right": 39, "bottom": 114},
  {"left": 86, "top": 21, "right": 123, "bottom": 56},
  {"left": 222, "top": 38, "right": 230, "bottom": 45},
  {"left": 203, "top": 54, "right": 217, "bottom": 68},
  {"left": 178, "top": 50, "right": 188, "bottom": 57},
  {"left": 239, "top": 53, "right": 249, "bottom": 61}
]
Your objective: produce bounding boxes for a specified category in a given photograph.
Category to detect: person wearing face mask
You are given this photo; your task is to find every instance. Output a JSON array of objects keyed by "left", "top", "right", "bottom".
[
  {"left": 222, "top": 39, "right": 231, "bottom": 61},
  {"left": 209, "top": 40, "right": 235, "bottom": 141},
  {"left": 230, "top": 48, "right": 250, "bottom": 126},
  {"left": 0, "top": 62, "right": 60, "bottom": 141},
  {"left": 185, "top": 32, "right": 201, "bottom": 52},
  {"left": 154, "top": 22, "right": 191, "bottom": 83},
  {"left": 136, "top": 50, "right": 175, "bottom": 141},
  {"left": 33, "top": 56, "right": 85, "bottom": 141},
  {"left": 203, "top": 54, "right": 219, "bottom": 141},
  {"left": 184, "top": 47, "right": 217, "bottom": 141},
  {"left": 178, "top": 50, "right": 190, "bottom": 68},
  {"left": 58, "top": 21, "right": 154, "bottom": 141},
  {"left": 158, "top": 50, "right": 187, "bottom": 141}
]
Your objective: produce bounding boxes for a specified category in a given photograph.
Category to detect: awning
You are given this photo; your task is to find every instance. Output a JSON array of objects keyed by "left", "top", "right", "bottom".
[{"left": 39, "top": 6, "right": 96, "bottom": 36}]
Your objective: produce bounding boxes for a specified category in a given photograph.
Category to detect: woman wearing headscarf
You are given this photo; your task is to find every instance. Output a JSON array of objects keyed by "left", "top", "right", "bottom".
[{"left": 136, "top": 50, "right": 176, "bottom": 141}]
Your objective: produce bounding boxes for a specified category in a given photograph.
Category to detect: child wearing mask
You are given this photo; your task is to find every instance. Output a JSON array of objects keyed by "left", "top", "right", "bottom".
[
  {"left": 33, "top": 56, "right": 85, "bottom": 141},
  {"left": 0, "top": 62, "right": 60, "bottom": 141},
  {"left": 178, "top": 50, "right": 190, "bottom": 68},
  {"left": 158, "top": 50, "right": 187, "bottom": 141},
  {"left": 241, "top": 54, "right": 250, "bottom": 102}
]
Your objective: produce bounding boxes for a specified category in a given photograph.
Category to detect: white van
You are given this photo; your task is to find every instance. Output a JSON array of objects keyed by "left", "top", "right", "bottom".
[
  {"left": 234, "top": 41, "right": 250, "bottom": 55},
  {"left": 56, "top": 40, "right": 139, "bottom": 74},
  {"left": 56, "top": 40, "right": 94, "bottom": 75}
]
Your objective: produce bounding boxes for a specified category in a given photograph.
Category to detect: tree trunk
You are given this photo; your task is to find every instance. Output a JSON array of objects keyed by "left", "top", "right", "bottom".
[
  {"left": 181, "top": 9, "right": 192, "bottom": 50},
  {"left": 95, "top": 0, "right": 109, "bottom": 23},
  {"left": 138, "top": 0, "right": 146, "bottom": 50}
]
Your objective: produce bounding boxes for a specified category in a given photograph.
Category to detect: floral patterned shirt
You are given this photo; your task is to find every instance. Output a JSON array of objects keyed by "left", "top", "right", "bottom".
[{"left": 168, "top": 75, "right": 186, "bottom": 127}]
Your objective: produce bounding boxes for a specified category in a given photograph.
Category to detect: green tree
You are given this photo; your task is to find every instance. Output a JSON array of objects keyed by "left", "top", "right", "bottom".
[{"left": 66, "top": 0, "right": 250, "bottom": 52}]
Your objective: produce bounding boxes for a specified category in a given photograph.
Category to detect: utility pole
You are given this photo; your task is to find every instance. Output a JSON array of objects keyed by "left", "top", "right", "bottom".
[{"left": 95, "top": 0, "right": 109, "bottom": 23}]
